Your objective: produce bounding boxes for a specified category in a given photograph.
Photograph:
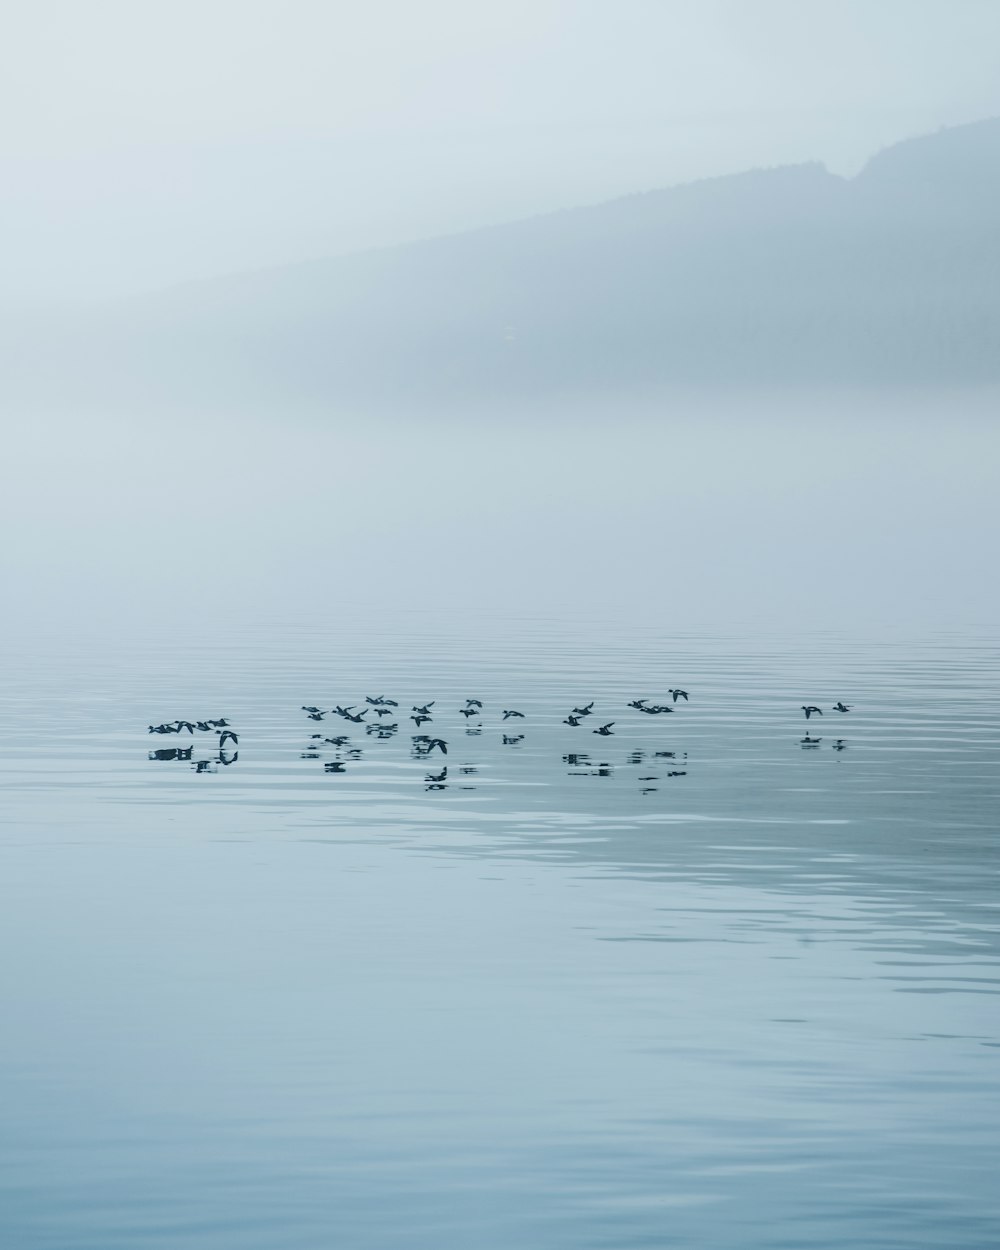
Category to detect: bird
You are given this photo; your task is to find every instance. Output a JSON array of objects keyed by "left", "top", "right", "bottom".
[
  {"left": 627, "top": 699, "right": 648, "bottom": 710},
  {"left": 208, "top": 718, "right": 229, "bottom": 728},
  {"left": 324, "top": 736, "right": 349, "bottom": 747},
  {"left": 465, "top": 699, "right": 483, "bottom": 709},
  {"left": 307, "top": 711, "right": 325, "bottom": 721},
  {"left": 800, "top": 735, "right": 821, "bottom": 747},
  {"left": 563, "top": 715, "right": 582, "bottom": 727},
  {"left": 411, "top": 714, "right": 431, "bottom": 727},
  {"left": 302, "top": 706, "right": 323, "bottom": 714},
  {"left": 638, "top": 704, "right": 673, "bottom": 714},
  {"left": 572, "top": 703, "right": 594, "bottom": 717},
  {"left": 593, "top": 723, "right": 614, "bottom": 736},
  {"left": 333, "top": 705, "right": 357, "bottom": 718},
  {"left": 148, "top": 723, "right": 173, "bottom": 734},
  {"left": 426, "top": 738, "right": 448, "bottom": 755},
  {"left": 174, "top": 721, "right": 195, "bottom": 734},
  {"left": 802, "top": 706, "right": 823, "bottom": 719},
  {"left": 833, "top": 702, "right": 852, "bottom": 713},
  {"left": 218, "top": 730, "right": 239, "bottom": 749},
  {"left": 343, "top": 710, "right": 368, "bottom": 723},
  {"left": 375, "top": 707, "right": 393, "bottom": 717},
  {"left": 412, "top": 703, "right": 434, "bottom": 716},
  {"left": 426, "top": 767, "right": 448, "bottom": 783},
  {"left": 366, "top": 696, "right": 396, "bottom": 706},
  {"left": 502, "top": 710, "right": 524, "bottom": 719},
  {"left": 669, "top": 689, "right": 689, "bottom": 702},
  {"left": 460, "top": 708, "right": 478, "bottom": 718}
]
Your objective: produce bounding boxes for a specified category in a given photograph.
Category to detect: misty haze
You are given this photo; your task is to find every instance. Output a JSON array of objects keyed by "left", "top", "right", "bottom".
[{"left": 2, "top": 4, "right": 998, "bottom": 1249}]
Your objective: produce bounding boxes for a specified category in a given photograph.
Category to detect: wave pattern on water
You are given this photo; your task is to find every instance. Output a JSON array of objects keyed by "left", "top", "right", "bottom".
[{"left": 0, "top": 617, "right": 998, "bottom": 1249}]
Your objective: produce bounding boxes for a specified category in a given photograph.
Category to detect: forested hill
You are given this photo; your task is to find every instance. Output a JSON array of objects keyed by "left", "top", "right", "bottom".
[{"left": 17, "top": 117, "right": 1000, "bottom": 406}]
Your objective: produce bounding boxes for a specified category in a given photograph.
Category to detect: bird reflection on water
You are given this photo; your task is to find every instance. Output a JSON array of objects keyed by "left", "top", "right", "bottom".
[{"left": 143, "top": 689, "right": 853, "bottom": 794}]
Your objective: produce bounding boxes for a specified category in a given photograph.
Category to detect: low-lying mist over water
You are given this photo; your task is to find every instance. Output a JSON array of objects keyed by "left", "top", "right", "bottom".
[
  {"left": 3, "top": 6, "right": 999, "bottom": 1248},
  {"left": 3, "top": 390, "right": 998, "bottom": 636}
]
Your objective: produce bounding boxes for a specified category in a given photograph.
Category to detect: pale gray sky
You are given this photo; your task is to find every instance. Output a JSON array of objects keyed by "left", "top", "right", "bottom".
[{"left": 2, "top": 0, "right": 998, "bottom": 302}]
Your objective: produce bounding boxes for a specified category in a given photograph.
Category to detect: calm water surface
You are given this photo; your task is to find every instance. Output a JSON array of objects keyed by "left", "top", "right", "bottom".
[{"left": 2, "top": 616, "right": 998, "bottom": 1249}]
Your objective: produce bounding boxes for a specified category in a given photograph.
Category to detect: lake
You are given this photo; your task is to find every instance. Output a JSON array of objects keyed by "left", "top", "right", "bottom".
[{"left": 2, "top": 611, "right": 998, "bottom": 1249}]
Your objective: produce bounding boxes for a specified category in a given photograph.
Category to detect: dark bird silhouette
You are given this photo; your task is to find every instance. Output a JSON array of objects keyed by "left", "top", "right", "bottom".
[
  {"left": 426, "top": 738, "right": 447, "bottom": 754},
  {"left": 374, "top": 707, "right": 393, "bottom": 717},
  {"left": 426, "top": 767, "right": 447, "bottom": 783},
  {"left": 460, "top": 708, "right": 478, "bottom": 718},
  {"left": 412, "top": 703, "right": 435, "bottom": 715},
  {"left": 148, "top": 723, "right": 174, "bottom": 734},
  {"left": 572, "top": 703, "right": 594, "bottom": 716},
  {"left": 174, "top": 720, "right": 195, "bottom": 734},
  {"left": 593, "top": 723, "right": 615, "bottom": 736},
  {"left": 208, "top": 718, "right": 229, "bottom": 728},
  {"left": 302, "top": 706, "right": 323, "bottom": 714},
  {"left": 833, "top": 702, "right": 852, "bottom": 713},
  {"left": 800, "top": 735, "right": 821, "bottom": 747},
  {"left": 343, "top": 710, "right": 369, "bottom": 723},
  {"left": 502, "top": 710, "right": 524, "bottom": 719},
  {"left": 638, "top": 704, "right": 673, "bottom": 714},
  {"left": 666, "top": 770, "right": 687, "bottom": 777},
  {"left": 218, "top": 730, "right": 239, "bottom": 749},
  {"left": 802, "top": 706, "right": 823, "bottom": 719},
  {"left": 669, "top": 689, "right": 689, "bottom": 702},
  {"left": 627, "top": 699, "right": 648, "bottom": 710},
  {"left": 411, "top": 714, "right": 431, "bottom": 727},
  {"left": 333, "top": 705, "right": 357, "bottom": 718},
  {"left": 563, "top": 715, "right": 582, "bottom": 726},
  {"left": 324, "top": 736, "right": 349, "bottom": 746},
  {"left": 465, "top": 699, "right": 483, "bottom": 709},
  {"left": 307, "top": 712, "right": 325, "bottom": 721},
  {"left": 366, "top": 696, "right": 392, "bottom": 706}
]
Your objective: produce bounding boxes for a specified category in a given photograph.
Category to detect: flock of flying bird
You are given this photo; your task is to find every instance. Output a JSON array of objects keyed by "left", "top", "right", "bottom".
[
  {"left": 147, "top": 694, "right": 853, "bottom": 779},
  {"left": 147, "top": 718, "right": 239, "bottom": 771}
]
